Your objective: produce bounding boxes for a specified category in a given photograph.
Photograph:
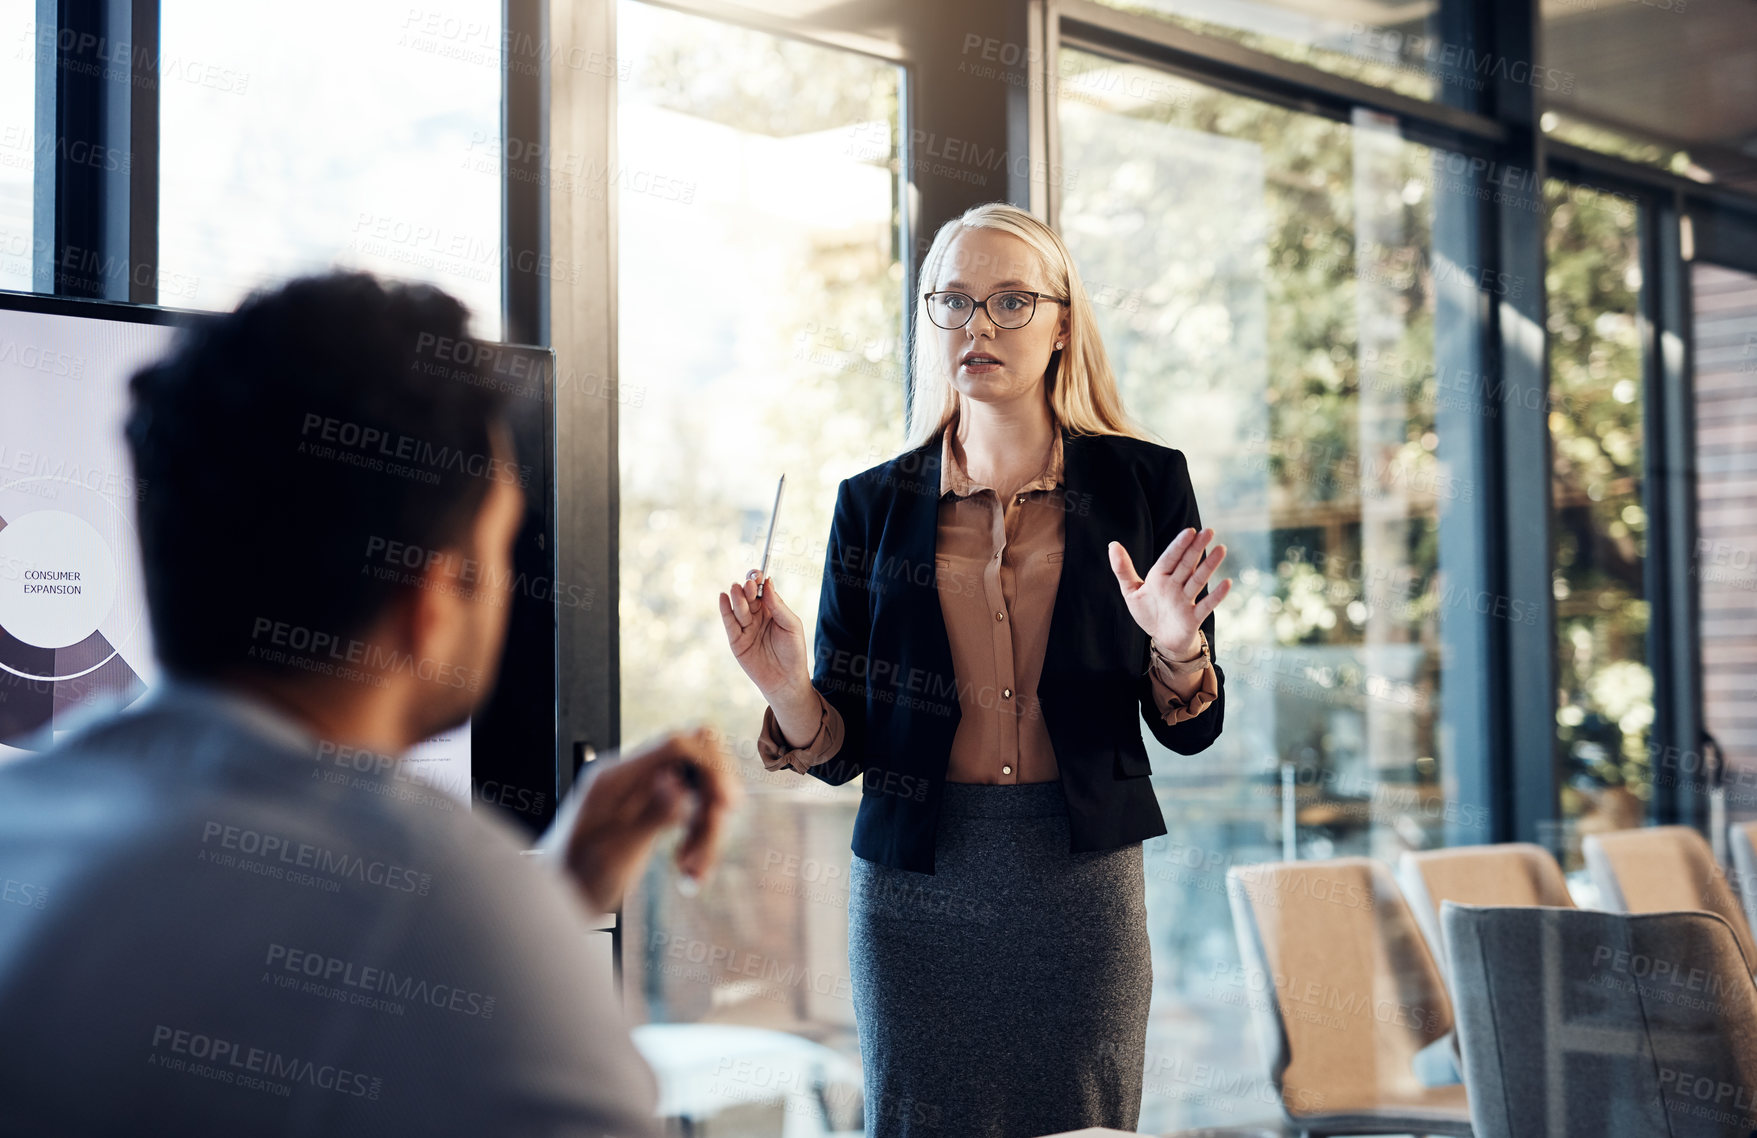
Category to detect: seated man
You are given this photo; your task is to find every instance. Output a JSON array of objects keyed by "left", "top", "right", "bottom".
[{"left": 0, "top": 272, "right": 738, "bottom": 1136}]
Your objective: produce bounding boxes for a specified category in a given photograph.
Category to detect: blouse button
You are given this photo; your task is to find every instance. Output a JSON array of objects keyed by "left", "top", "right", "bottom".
[
  {"left": 1002, "top": 688, "right": 1012, "bottom": 699},
  {"left": 1002, "top": 764, "right": 1013, "bottom": 775},
  {"left": 994, "top": 611, "right": 1005, "bottom": 621}
]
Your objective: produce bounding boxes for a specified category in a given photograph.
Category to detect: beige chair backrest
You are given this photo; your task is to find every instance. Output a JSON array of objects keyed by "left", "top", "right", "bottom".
[
  {"left": 1727, "top": 821, "right": 1757, "bottom": 946},
  {"left": 1398, "top": 843, "right": 1574, "bottom": 976},
  {"left": 1583, "top": 824, "right": 1757, "bottom": 970},
  {"left": 1226, "top": 857, "right": 1454, "bottom": 1117}
]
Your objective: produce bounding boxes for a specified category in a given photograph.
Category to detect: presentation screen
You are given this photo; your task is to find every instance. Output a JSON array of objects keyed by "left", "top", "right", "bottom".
[
  {"left": 0, "top": 291, "right": 558, "bottom": 832},
  {"left": 0, "top": 304, "right": 166, "bottom": 755}
]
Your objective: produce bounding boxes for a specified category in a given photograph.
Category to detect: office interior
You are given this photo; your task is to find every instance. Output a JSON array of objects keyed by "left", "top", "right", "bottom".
[{"left": 3, "top": 0, "right": 1757, "bottom": 1134}]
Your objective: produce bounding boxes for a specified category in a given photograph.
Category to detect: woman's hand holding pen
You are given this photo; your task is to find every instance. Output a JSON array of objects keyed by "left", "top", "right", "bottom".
[
  {"left": 1107, "top": 527, "right": 1232, "bottom": 660},
  {"left": 720, "top": 571, "right": 822, "bottom": 747},
  {"left": 721, "top": 569, "right": 808, "bottom": 696}
]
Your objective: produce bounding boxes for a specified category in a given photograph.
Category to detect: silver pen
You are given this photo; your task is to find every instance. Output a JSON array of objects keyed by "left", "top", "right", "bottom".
[{"left": 756, "top": 473, "right": 785, "bottom": 598}]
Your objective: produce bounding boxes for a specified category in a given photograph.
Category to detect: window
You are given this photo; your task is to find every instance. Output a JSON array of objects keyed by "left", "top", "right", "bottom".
[
  {"left": 1088, "top": 0, "right": 1469, "bottom": 102},
  {"left": 615, "top": 1, "right": 902, "bottom": 1127},
  {"left": 1057, "top": 48, "right": 1458, "bottom": 1131},
  {"left": 0, "top": 5, "right": 35, "bottom": 292},
  {"left": 1545, "top": 180, "right": 1650, "bottom": 863},
  {"left": 1692, "top": 262, "right": 1757, "bottom": 828},
  {"left": 157, "top": 0, "right": 502, "bottom": 332}
]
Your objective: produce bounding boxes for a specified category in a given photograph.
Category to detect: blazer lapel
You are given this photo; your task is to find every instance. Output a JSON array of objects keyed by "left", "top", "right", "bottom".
[
  {"left": 1043, "top": 424, "right": 1079, "bottom": 675},
  {"left": 888, "top": 435, "right": 958, "bottom": 717},
  {"left": 1040, "top": 424, "right": 1138, "bottom": 674}
]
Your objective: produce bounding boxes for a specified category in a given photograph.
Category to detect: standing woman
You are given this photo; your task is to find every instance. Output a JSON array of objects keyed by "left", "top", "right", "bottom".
[{"left": 719, "top": 202, "right": 1230, "bottom": 1138}]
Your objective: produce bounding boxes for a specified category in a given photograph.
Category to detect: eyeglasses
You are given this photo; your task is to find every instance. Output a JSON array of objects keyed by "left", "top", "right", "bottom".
[{"left": 921, "top": 289, "right": 1069, "bottom": 331}]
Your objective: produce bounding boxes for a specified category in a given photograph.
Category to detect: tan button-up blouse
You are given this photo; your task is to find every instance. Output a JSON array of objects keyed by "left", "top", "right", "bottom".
[{"left": 757, "top": 419, "right": 1218, "bottom": 783}]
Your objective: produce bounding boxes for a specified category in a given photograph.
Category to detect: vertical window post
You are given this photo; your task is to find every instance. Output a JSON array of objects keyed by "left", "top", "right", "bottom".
[
  {"left": 35, "top": 0, "right": 158, "bottom": 302},
  {"left": 1648, "top": 190, "right": 1704, "bottom": 827},
  {"left": 1487, "top": 0, "right": 1559, "bottom": 847}
]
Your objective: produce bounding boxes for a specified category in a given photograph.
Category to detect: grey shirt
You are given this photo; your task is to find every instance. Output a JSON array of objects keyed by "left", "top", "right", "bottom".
[{"left": 0, "top": 680, "right": 660, "bottom": 1137}]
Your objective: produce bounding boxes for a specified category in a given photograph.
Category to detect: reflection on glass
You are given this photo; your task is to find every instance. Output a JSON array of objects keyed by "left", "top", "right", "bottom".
[
  {"left": 616, "top": 1, "right": 901, "bottom": 1131},
  {"left": 1540, "top": 111, "right": 1700, "bottom": 180},
  {"left": 1691, "top": 263, "right": 1757, "bottom": 827},
  {"left": 1091, "top": 0, "right": 1450, "bottom": 100},
  {"left": 0, "top": 6, "right": 35, "bottom": 292},
  {"left": 1058, "top": 49, "right": 1449, "bottom": 1133},
  {"left": 159, "top": 1, "right": 501, "bottom": 333},
  {"left": 1545, "top": 179, "right": 1649, "bottom": 854}
]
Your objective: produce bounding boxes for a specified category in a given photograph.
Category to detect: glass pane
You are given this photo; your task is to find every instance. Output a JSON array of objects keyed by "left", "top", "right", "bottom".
[
  {"left": 1088, "top": 0, "right": 1455, "bottom": 101},
  {"left": 615, "top": 0, "right": 902, "bottom": 1129},
  {"left": 1545, "top": 180, "right": 1648, "bottom": 872},
  {"left": 1691, "top": 262, "right": 1757, "bottom": 826},
  {"left": 1058, "top": 49, "right": 1452, "bottom": 1132},
  {"left": 158, "top": 1, "right": 502, "bottom": 333},
  {"left": 0, "top": 6, "right": 36, "bottom": 292}
]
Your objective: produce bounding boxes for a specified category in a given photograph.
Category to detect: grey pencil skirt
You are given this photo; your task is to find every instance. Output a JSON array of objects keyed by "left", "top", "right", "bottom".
[{"left": 847, "top": 780, "right": 1152, "bottom": 1138}]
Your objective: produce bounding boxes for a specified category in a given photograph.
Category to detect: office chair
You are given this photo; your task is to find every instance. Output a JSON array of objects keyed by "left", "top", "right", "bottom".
[
  {"left": 1226, "top": 858, "right": 1473, "bottom": 1138},
  {"left": 1397, "top": 843, "right": 1575, "bottom": 981},
  {"left": 1583, "top": 825, "right": 1757, "bottom": 970},
  {"left": 1445, "top": 902, "right": 1757, "bottom": 1138}
]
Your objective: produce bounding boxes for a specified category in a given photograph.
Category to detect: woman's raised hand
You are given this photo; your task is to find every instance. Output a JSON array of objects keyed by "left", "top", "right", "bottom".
[
  {"left": 720, "top": 570, "right": 811, "bottom": 700},
  {"left": 1107, "top": 528, "right": 1232, "bottom": 656}
]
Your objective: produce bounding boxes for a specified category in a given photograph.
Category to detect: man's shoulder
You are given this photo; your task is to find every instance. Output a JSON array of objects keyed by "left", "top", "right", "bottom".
[
  {"left": 0, "top": 701, "right": 250, "bottom": 851},
  {"left": 0, "top": 696, "right": 577, "bottom": 1014},
  {"left": 0, "top": 701, "right": 659, "bottom": 1137},
  {"left": 0, "top": 698, "right": 529, "bottom": 894}
]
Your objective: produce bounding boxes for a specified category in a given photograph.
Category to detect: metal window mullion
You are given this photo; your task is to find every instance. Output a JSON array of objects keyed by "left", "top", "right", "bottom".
[
  {"left": 1647, "top": 191, "right": 1704, "bottom": 829},
  {"left": 39, "top": 0, "right": 158, "bottom": 302},
  {"left": 1037, "top": 0, "right": 1061, "bottom": 227},
  {"left": 504, "top": 0, "right": 549, "bottom": 347},
  {"left": 1485, "top": 0, "right": 1556, "bottom": 848},
  {"left": 31, "top": 0, "right": 55, "bottom": 293},
  {"left": 1429, "top": 0, "right": 1499, "bottom": 846},
  {"left": 127, "top": 0, "right": 158, "bottom": 305},
  {"left": 1548, "top": 142, "right": 1757, "bottom": 227},
  {"left": 1433, "top": 159, "right": 1501, "bottom": 847},
  {"left": 1687, "top": 202, "right": 1757, "bottom": 278},
  {"left": 899, "top": 57, "right": 918, "bottom": 425},
  {"left": 547, "top": 0, "right": 617, "bottom": 805},
  {"left": 546, "top": 0, "right": 620, "bottom": 986}
]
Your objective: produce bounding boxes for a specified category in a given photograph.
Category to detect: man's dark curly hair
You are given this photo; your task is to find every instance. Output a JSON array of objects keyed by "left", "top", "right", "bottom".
[{"left": 125, "top": 271, "right": 513, "bottom": 681}]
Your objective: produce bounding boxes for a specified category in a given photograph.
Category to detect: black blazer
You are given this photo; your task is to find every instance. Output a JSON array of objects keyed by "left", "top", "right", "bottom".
[{"left": 802, "top": 422, "right": 1226, "bottom": 873}]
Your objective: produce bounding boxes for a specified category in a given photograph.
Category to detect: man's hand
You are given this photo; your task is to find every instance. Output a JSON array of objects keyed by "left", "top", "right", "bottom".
[{"left": 539, "top": 726, "right": 742, "bottom": 916}]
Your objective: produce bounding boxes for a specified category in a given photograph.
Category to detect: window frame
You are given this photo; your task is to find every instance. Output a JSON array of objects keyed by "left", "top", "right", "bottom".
[{"left": 1032, "top": 0, "right": 1757, "bottom": 848}]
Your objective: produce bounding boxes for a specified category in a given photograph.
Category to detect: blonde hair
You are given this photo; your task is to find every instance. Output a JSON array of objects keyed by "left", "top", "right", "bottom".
[{"left": 903, "top": 202, "right": 1157, "bottom": 451}]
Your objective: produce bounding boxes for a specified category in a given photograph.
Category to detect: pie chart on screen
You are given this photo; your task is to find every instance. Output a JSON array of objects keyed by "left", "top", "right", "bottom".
[
  {"left": 0, "top": 509, "right": 120, "bottom": 663},
  {"left": 0, "top": 481, "right": 149, "bottom": 753}
]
